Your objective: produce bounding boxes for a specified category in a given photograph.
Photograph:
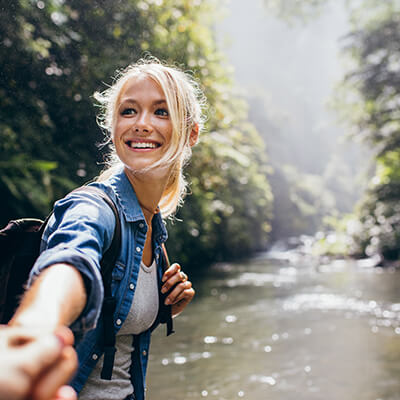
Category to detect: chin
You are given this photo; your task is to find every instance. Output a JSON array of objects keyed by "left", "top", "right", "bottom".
[{"left": 123, "top": 162, "right": 172, "bottom": 180}]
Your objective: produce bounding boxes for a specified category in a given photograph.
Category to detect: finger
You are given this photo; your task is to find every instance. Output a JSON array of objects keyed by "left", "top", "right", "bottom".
[
  {"left": 161, "top": 270, "right": 186, "bottom": 294},
  {"left": 54, "top": 385, "right": 77, "bottom": 400},
  {"left": 31, "top": 346, "right": 78, "bottom": 400},
  {"left": 165, "top": 281, "right": 192, "bottom": 305},
  {"left": 170, "top": 289, "right": 191, "bottom": 306},
  {"left": 171, "top": 288, "right": 196, "bottom": 317},
  {"left": 17, "top": 334, "right": 63, "bottom": 379},
  {"left": 177, "top": 288, "right": 195, "bottom": 304},
  {"left": 167, "top": 280, "right": 192, "bottom": 303},
  {"left": 161, "top": 263, "right": 181, "bottom": 282},
  {"left": 180, "top": 271, "right": 188, "bottom": 281},
  {"left": 54, "top": 326, "right": 74, "bottom": 347},
  {"left": 0, "top": 366, "right": 31, "bottom": 400}
]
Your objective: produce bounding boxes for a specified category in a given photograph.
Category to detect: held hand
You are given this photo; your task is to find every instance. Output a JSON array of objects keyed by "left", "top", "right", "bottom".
[
  {"left": 161, "top": 263, "right": 195, "bottom": 317},
  {"left": 0, "top": 325, "right": 78, "bottom": 400},
  {"left": 31, "top": 327, "right": 78, "bottom": 400}
]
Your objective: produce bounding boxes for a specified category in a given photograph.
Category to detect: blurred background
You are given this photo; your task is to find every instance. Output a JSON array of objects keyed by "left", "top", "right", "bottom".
[
  {"left": 2, "top": 0, "right": 400, "bottom": 399},
  {"left": 3, "top": 0, "right": 400, "bottom": 266}
]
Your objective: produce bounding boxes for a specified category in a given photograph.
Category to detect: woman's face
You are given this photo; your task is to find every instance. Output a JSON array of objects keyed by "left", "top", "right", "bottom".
[{"left": 113, "top": 75, "right": 173, "bottom": 173}]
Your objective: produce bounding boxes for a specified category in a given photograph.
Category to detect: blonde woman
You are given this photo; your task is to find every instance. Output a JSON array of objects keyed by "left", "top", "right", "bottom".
[{"left": 11, "top": 59, "right": 204, "bottom": 400}]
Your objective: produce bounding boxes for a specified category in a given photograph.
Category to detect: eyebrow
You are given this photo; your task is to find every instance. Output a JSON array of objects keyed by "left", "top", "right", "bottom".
[{"left": 119, "top": 98, "right": 167, "bottom": 105}]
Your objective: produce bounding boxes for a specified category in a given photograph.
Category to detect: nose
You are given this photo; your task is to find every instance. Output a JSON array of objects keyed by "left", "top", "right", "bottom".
[{"left": 134, "top": 111, "right": 152, "bottom": 134}]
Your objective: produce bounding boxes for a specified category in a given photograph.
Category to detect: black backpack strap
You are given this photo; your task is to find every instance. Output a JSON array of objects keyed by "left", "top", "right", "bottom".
[
  {"left": 73, "top": 186, "right": 121, "bottom": 380},
  {"left": 161, "top": 244, "right": 174, "bottom": 336}
]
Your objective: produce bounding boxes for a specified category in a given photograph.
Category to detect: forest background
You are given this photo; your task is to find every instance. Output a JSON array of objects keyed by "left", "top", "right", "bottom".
[{"left": 1, "top": 0, "right": 400, "bottom": 270}]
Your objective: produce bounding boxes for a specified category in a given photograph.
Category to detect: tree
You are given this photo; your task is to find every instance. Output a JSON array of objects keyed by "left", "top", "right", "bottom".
[
  {"left": 335, "top": 1, "right": 400, "bottom": 260},
  {"left": 0, "top": 0, "right": 272, "bottom": 267}
]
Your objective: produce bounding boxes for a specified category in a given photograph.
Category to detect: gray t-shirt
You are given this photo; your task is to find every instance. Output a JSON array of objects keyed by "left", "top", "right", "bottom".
[{"left": 79, "top": 260, "right": 159, "bottom": 400}]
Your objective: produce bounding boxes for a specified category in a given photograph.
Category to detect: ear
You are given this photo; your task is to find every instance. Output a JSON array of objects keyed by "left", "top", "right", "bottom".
[{"left": 189, "top": 123, "right": 199, "bottom": 147}]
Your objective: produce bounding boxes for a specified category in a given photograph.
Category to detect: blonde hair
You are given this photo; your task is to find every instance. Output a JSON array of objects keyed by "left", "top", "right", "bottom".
[{"left": 94, "top": 58, "right": 206, "bottom": 217}]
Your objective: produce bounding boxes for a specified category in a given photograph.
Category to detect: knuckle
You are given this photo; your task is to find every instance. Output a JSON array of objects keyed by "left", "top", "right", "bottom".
[
  {"left": 172, "top": 263, "right": 180, "bottom": 271},
  {"left": 171, "top": 273, "right": 179, "bottom": 281}
]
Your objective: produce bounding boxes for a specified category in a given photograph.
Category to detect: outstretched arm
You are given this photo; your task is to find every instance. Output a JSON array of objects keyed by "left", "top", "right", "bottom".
[{"left": 10, "top": 263, "right": 87, "bottom": 331}]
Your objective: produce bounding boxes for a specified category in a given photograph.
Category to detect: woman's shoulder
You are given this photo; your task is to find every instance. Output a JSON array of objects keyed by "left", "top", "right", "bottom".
[
  {"left": 44, "top": 182, "right": 118, "bottom": 246},
  {"left": 49, "top": 176, "right": 120, "bottom": 225},
  {"left": 68, "top": 166, "right": 126, "bottom": 210},
  {"left": 93, "top": 169, "right": 145, "bottom": 223}
]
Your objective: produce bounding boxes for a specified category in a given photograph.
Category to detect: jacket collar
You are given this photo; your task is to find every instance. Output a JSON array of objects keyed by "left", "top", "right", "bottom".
[
  {"left": 110, "top": 167, "right": 168, "bottom": 242},
  {"left": 110, "top": 167, "right": 144, "bottom": 222}
]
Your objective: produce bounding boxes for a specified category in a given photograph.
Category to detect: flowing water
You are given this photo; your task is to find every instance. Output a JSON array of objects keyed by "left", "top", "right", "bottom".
[{"left": 147, "top": 251, "right": 400, "bottom": 400}]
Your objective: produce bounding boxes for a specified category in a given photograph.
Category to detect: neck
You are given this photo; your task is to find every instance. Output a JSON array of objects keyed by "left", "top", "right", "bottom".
[{"left": 124, "top": 167, "right": 169, "bottom": 223}]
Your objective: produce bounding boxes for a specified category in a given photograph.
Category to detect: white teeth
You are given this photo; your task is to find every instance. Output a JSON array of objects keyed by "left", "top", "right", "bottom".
[{"left": 129, "top": 142, "right": 158, "bottom": 149}]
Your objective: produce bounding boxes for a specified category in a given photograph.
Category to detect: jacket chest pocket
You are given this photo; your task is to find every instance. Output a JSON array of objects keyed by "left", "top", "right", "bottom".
[{"left": 111, "top": 262, "right": 126, "bottom": 293}]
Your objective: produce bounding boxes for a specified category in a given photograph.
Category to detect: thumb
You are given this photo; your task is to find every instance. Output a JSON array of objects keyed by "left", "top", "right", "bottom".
[{"left": 53, "top": 385, "right": 77, "bottom": 400}]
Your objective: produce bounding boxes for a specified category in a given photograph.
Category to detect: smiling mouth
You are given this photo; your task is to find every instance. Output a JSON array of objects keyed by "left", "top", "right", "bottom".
[{"left": 125, "top": 140, "right": 161, "bottom": 149}]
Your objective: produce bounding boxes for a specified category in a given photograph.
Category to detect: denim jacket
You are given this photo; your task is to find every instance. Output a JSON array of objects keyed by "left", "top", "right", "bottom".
[{"left": 29, "top": 168, "right": 170, "bottom": 399}]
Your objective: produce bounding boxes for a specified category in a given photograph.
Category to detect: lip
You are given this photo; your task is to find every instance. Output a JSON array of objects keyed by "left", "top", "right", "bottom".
[{"left": 124, "top": 138, "right": 162, "bottom": 152}]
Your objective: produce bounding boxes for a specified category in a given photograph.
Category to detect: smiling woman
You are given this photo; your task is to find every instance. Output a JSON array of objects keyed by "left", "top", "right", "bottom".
[
  {"left": 95, "top": 59, "right": 205, "bottom": 217},
  {"left": 113, "top": 76, "right": 173, "bottom": 174},
  {"left": 9, "top": 58, "right": 206, "bottom": 400}
]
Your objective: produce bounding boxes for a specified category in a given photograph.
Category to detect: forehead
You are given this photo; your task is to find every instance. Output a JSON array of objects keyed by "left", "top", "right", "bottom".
[{"left": 119, "top": 74, "right": 166, "bottom": 101}]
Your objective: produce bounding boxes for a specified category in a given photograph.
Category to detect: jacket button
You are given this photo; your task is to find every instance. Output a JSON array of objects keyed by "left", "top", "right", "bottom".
[
  {"left": 92, "top": 353, "right": 98, "bottom": 360},
  {"left": 139, "top": 223, "right": 144, "bottom": 229},
  {"left": 136, "top": 246, "right": 141, "bottom": 253},
  {"left": 142, "top": 350, "right": 147, "bottom": 357},
  {"left": 129, "top": 283, "right": 135, "bottom": 290},
  {"left": 116, "top": 318, "right": 122, "bottom": 326}
]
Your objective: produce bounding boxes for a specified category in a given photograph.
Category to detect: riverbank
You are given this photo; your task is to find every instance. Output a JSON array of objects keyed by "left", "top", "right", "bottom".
[{"left": 267, "top": 232, "right": 400, "bottom": 270}]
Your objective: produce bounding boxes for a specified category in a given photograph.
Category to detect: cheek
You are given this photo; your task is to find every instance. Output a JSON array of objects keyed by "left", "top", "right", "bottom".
[
  {"left": 162, "top": 121, "right": 173, "bottom": 141},
  {"left": 152, "top": 118, "right": 173, "bottom": 140},
  {"left": 113, "top": 119, "right": 129, "bottom": 139}
]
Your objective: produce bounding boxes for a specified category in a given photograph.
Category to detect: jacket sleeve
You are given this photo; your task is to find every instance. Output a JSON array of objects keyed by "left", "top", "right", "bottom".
[{"left": 29, "top": 190, "right": 116, "bottom": 337}]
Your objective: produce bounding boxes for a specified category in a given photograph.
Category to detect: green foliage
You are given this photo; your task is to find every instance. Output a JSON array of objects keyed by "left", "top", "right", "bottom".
[
  {"left": 275, "top": 0, "right": 400, "bottom": 261},
  {"left": 312, "top": 214, "right": 360, "bottom": 257},
  {"left": 269, "top": 165, "right": 336, "bottom": 238},
  {"left": 1, "top": 0, "right": 272, "bottom": 268},
  {"left": 337, "top": 0, "right": 400, "bottom": 261},
  {"left": 351, "top": 152, "right": 400, "bottom": 260},
  {"left": 169, "top": 118, "right": 272, "bottom": 266},
  {"left": 342, "top": 8, "right": 400, "bottom": 155}
]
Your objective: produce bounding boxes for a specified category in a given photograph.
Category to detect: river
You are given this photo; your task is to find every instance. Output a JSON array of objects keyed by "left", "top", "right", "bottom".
[{"left": 147, "top": 250, "right": 400, "bottom": 400}]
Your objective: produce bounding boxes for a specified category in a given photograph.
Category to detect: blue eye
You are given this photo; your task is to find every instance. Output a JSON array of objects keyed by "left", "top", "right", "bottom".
[
  {"left": 121, "top": 108, "right": 136, "bottom": 116},
  {"left": 155, "top": 108, "right": 169, "bottom": 117}
]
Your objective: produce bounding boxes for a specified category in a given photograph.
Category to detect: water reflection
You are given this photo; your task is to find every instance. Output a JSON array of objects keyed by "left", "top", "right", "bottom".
[{"left": 147, "top": 254, "right": 400, "bottom": 400}]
